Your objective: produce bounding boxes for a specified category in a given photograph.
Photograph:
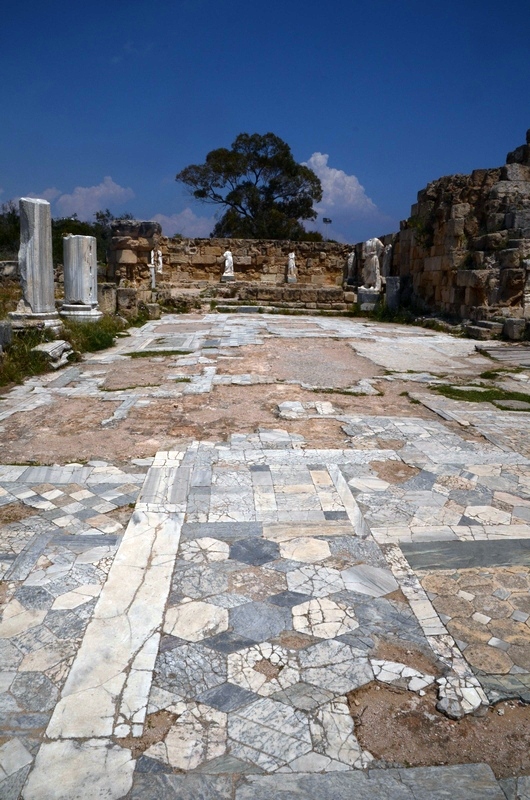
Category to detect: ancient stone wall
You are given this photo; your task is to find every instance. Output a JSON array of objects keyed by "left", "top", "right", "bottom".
[
  {"left": 108, "top": 227, "right": 353, "bottom": 288},
  {"left": 395, "top": 130, "right": 530, "bottom": 320}
]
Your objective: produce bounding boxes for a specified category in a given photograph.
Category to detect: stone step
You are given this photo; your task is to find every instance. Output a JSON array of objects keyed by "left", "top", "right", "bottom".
[{"left": 464, "top": 321, "right": 503, "bottom": 340}]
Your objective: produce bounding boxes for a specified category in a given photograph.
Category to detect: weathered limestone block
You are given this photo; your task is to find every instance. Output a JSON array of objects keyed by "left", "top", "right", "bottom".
[
  {"left": 9, "top": 198, "right": 62, "bottom": 332},
  {"left": 98, "top": 284, "right": 117, "bottom": 315},
  {"left": 385, "top": 276, "right": 401, "bottom": 310},
  {"left": 499, "top": 269, "right": 524, "bottom": 303},
  {"left": 503, "top": 318, "right": 526, "bottom": 340},
  {"left": 114, "top": 249, "right": 138, "bottom": 264},
  {"left": 0, "top": 321, "right": 12, "bottom": 350},
  {"left": 117, "top": 287, "right": 138, "bottom": 316}
]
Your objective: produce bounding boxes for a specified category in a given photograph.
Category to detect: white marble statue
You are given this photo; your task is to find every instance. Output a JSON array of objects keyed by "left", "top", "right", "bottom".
[
  {"left": 382, "top": 244, "right": 393, "bottom": 277},
  {"left": 222, "top": 249, "right": 234, "bottom": 278},
  {"left": 346, "top": 251, "right": 356, "bottom": 281},
  {"left": 361, "top": 237, "right": 383, "bottom": 291},
  {"left": 287, "top": 252, "right": 297, "bottom": 282}
]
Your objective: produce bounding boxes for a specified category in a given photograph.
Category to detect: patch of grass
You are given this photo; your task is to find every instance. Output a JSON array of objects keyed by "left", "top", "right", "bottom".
[
  {"left": 0, "top": 280, "right": 22, "bottom": 317},
  {"left": 479, "top": 368, "right": 523, "bottom": 380},
  {"left": 127, "top": 350, "right": 192, "bottom": 358},
  {"left": 174, "top": 377, "right": 191, "bottom": 383},
  {"left": 63, "top": 316, "right": 126, "bottom": 353},
  {"left": 433, "top": 384, "right": 530, "bottom": 408},
  {"left": 0, "top": 328, "right": 55, "bottom": 387}
]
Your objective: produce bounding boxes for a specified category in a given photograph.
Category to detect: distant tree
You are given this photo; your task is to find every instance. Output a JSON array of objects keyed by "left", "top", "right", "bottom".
[
  {"left": 176, "top": 132, "right": 323, "bottom": 240},
  {"left": 51, "top": 209, "right": 135, "bottom": 265},
  {"left": 0, "top": 201, "right": 20, "bottom": 259}
]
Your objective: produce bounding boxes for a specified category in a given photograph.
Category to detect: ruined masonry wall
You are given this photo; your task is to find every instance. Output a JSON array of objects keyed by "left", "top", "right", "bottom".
[
  {"left": 394, "top": 131, "right": 530, "bottom": 320},
  {"left": 107, "top": 229, "right": 353, "bottom": 288}
]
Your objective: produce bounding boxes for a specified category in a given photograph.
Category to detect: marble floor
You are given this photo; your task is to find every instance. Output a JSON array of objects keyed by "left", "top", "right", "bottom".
[{"left": 0, "top": 313, "right": 529, "bottom": 799}]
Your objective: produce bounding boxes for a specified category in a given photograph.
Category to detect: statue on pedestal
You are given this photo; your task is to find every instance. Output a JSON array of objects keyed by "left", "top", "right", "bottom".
[
  {"left": 361, "top": 238, "right": 383, "bottom": 291},
  {"left": 287, "top": 252, "right": 297, "bottom": 283},
  {"left": 221, "top": 249, "right": 234, "bottom": 281}
]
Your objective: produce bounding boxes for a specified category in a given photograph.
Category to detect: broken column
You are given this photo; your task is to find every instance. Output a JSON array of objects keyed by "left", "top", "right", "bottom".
[
  {"left": 61, "top": 235, "right": 103, "bottom": 323},
  {"left": 9, "top": 198, "right": 62, "bottom": 332}
]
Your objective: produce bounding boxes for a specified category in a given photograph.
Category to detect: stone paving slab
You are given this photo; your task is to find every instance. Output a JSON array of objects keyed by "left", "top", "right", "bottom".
[
  {"left": 0, "top": 312, "right": 529, "bottom": 797},
  {"left": 129, "top": 763, "right": 506, "bottom": 800}
]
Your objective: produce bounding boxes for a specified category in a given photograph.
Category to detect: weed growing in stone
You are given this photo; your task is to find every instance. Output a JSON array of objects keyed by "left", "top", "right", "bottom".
[
  {"left": 434, "top": 384, "right": 530, "bottom": 409},
  {"left": 0, "top": 328, "right": 53, "bottom": 387},
  {"left": 63, "top": 316, "right": 126, "bottom": 353}
]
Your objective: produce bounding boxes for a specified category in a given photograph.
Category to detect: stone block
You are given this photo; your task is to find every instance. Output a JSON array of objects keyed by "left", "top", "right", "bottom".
[
  {"left": 146, "top": 303, "right": 161, "bottom": 319},
  {"left": 97, "top": 284, "right": 117, "bottom": 314},
  {"left": 506, "top": 144, "right": 530, "bottom": 164},
  {"left": 451, "top": 203, "right": 471, "bottom": 219},
  {"left": 501, "top": 163, "right": 530, "bottom": 181},
  {"left": 385, "top": 276, "right": 400, "bottom": 310},
  {"left": 358, "top": 287, "right": 381, "bottom": 311},
  {"left": 503, "top": 318, "right": 526, "bottom": 340},
  {"left": 117, "top": 287, "right": 138, "bottom": 314},
  {"left": 190, "top": 255, "right": 217, "bottom": 265},
  {"left": 499, "top": 249, "right": 523, "bottom": 269},
  {"left": 114, "top": 250, "right": 138, "bottom": 265},
  {"left": 235, "top": 256, "right": 252, "bottom": 266},
  {"left": 0, "top": 321, "right": 12, "bottom": 349}
]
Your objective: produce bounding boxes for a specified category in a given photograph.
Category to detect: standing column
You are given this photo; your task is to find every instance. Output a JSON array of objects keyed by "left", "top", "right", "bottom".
[
  {"left": 61, "top": 235, "right": 102, "bottom": 322},
  {"left": 9, "top": 198, "right": 62, "bottom": 332}
]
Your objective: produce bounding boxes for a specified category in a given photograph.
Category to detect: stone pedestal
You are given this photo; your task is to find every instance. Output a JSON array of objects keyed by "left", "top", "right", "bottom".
[
  {"left": 357, "top": 287, "right": 381, "bottom": 312},
  {"left": 221, "top": 274, "right": 235, "bottom": 282},
  {"left": 61, "top": 235, "right": 102, "bottom": 323},
  {"left": 286, "top": 276, "right": 297, "bottom": 284},
  {"left": 385, "top": 276, "right": 401, "bottom": 312},
  {"left": 9, "top": 198, "right": 62, "bottom": 333}
]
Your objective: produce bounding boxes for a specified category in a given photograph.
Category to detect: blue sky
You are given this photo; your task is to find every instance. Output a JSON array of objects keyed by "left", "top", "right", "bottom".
[{"left": 1, "top": 0, "right": 529, "bottom": 243}]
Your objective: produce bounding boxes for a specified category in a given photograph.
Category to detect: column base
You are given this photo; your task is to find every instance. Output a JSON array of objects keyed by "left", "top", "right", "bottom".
[
  {"left": 8, "top": 311, "right": 63, "bottom": 335},
  {"left": 60, "top": 305, "right": 104, "bottom": 323}
]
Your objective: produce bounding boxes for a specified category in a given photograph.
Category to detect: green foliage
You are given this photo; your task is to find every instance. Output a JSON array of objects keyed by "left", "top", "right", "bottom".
[
  {"left": 408, "top": 214, "right": 434, "bottom": 250},
  {"left": 0, "top": 201, "right": 20, "bottom": 259},
  {"left": 52, "top": 209, "right": 134, "bottom": 265},
  {"left": 433, "top": 384, "right": 530, "bottom": 408},
  {"left": 0, "top": 281, "right": 22, "bottom": 318},
  {"left": 0, "top": 328, "right": 55, "bottom": 387},
  {"left": 0, "top": 202, "right": 134, "bottom": 266},
  {"left": 62, "top": 315, "right": 126, "bottom": 353},
  {"left": 176, "top": 132, "right": 323, "bottom": 240}
]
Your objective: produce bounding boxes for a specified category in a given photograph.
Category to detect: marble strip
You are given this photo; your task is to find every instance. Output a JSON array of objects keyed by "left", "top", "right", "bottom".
[
  {"left": 327, "top": 465, "right": 368, "bottom": 537},
  {"left": 45, "top": 508, "right": 184, "bottom": 739}
]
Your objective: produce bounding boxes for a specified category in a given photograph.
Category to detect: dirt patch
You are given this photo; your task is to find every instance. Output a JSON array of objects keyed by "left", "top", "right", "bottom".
[
  {"left": 370, "top": 638, "right": 443, "bottom": 676},
  {"left": 115, "top": 709, "right": 178, "bottom": 759},
  {"left": 349, "top": 683, "right": 530, "bottom": 779},
  {"left": 0, "top": 502, "right": 37, "bottom": 525},
  {"left": 216, "top": 339, "right": 381, "bottom": 388},
  {"left": 370, "top": 460, "right": 421, "bottom": 484},
  {"left": 100, "top": 361, "right": 170, "bottom": 391}
]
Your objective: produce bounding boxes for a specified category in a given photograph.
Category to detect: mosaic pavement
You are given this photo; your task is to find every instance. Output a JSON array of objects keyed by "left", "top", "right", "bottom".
[{"left": 0, "top": 313, "right": 529, "bottom": 798}]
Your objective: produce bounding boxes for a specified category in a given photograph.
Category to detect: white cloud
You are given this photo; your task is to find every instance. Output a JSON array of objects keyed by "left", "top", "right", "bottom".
[
  {"left": 55, "top": 176, "right": 135, "bottom": 219},
  {"left": 304, "top": 153, "right": 377, "bottom": 215},
  {"left": 153, "top": 208, "right": 215, "bottom": 238},
  {"left": 27, "top": 187, "right": 61, "bottom": 203}
]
